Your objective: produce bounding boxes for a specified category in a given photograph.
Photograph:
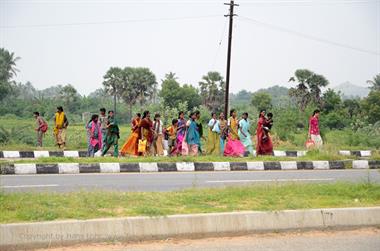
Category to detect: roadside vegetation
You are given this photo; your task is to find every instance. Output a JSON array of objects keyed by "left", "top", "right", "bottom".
[
  {"left": 1, "top": 182, "right": 379, "bottom": 223},
  {"left": 1, "top": 48, "right": 380, "bottom": 152}
]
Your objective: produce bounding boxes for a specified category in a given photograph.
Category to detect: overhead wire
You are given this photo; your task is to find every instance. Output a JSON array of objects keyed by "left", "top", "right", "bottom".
[
  {"left": 239, "top": 16, "right": 380, "bottom": 56},
  {"left": 1, "top": 0, "right": 378, "bottom": 4},
  {"left": 211, "top": 18, "right": 229, "bottom": 70},
  {"left": 0, "top": 15, "right": 221, "bottom": 29}
]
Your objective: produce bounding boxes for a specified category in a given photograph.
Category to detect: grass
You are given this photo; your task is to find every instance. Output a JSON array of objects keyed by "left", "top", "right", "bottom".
[{"left": 1, "top": 182, "right": 379, "bottom": 223}]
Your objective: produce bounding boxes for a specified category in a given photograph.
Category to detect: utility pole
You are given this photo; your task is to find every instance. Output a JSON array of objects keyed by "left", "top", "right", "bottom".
[{"left": 224, "top": 0, "right": 238, "bottom": 117}]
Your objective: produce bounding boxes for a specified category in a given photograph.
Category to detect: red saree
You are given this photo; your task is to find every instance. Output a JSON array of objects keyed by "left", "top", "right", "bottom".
[
  {"left": 256, "top": 115, "right": 273, "bottom": 155},
  {"left": 139, "top": 118, "right": 153, "bottom": 144}
]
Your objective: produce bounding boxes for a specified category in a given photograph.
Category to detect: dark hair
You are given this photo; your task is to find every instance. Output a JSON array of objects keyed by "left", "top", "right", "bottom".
[
  {"left": 189, "top": 111, "right": 196, "bottom": 117},
  {"left": 172, "top": 119, "right": 178, "bottom": 125},
  {"left": 259, "top": 110, "right": 266, "bottom": 118},
  {"left": 142, "top": 110, "right": 150, "bottom": 119},
  {"left": 230, "top": 109, "right": 236, "bottom": 117},
  {"left": 195, "top": 110, "right": 200, "bottom": 116},
  {"left": 88, "top": 114, "right": 99, "bottom": 125},
  {"left": 312, "top": 109, "right": 320, "bottom": 116},
  {"left": 33, "top": 112, "right": 40, "bottom": 116},
  {"left": 91, "top": 114, "right": 99, "bottom": 121},
  {"left": 57, "top": 106, "right": 63, "bottom": 112},
  {"left": 136, "top": 113, "right": 141, "bottom": 117},
  {"left": 108, "top": 110, "right": 114, "bottom": 114},
  {"left": 178, "top": 111, "right": 184, "bottom": 119},
  {"left": 267, "top": 112, "right": 273, "bottom": 118},
  {"left": 154, "top": 113, "right": 161, "bottom": 121},
  {"left": 100, "top": 108, "right": 106, "bottom": 113},
  {"left": 211, "top": 112, "right": 216, "bottom": 117},
  {"left": 243, "top": 112, "right": 248, "bottom": 117}
]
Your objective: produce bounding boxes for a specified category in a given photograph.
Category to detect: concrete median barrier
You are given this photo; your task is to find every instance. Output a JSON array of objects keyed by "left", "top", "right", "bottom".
[
  {"left": 1, "top": 207, "right": 379, "bottom": 251},
  {"left": 1, "top": 160, "right": 380, "bottom": 175}
]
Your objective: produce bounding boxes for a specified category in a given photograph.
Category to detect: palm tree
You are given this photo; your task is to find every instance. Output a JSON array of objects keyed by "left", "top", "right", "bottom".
[
  {"left": 199, "top": 71, "right": 225, "bottom": 112},
  {"left": 103, "top": 67, "right": 124, "bottom": 114},
  {"left": 367, "top": 74, "right": 380, "bottom": 91},
  {"left": 133, "top": 67, "right": 157, "bottom": 107},
  {"left": 0, "top": 48, "right": 20, "bottom": 101},
  {"left": 164, "top": 72, "right": 177, "bottom": 81},
  {"left": 0, "top": 48, "right": 20, "bottom": 82},
  {"left": 121, "top": 67, "right": 139, "bottom": 118},
  {"left": 289, "top": 69, "right": 329, "bottom": 112}
]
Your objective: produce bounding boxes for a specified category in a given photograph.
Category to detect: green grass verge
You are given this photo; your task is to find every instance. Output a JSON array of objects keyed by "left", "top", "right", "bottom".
[
  {"left": 1, "top": 182, "right": 379, "bottom": 223},
  {"left": 4, "top": 151, "right": 354, "bottom": 164}
]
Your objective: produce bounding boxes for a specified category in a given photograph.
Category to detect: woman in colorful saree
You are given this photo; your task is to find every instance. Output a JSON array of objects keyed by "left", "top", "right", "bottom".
[
  {"left": 207, "top": 112, "right": 220, "bottom": 155},
  {"left": 87, "top": 114, "right": 101, "bottom": 157},
  {"left": 308, "top": 109, "right": 323, "bottom": 148},
  {"left": 139, "top": 111, "right": 154, "bottom": 155},
  {"left": 120, "top": 113, "right": 141, "bottom": 156},
  {"left": 238, "top": 112, "right": 254, "bottom": 155},
  {"left": 174, "top": 111, "right": 187, "bottom": 155},
  {"left": 218, "top": 112, "right": 228, "bottom": 155},
  {"left": 54, "top": 106, "right": 69, "bottom": 149},
  {"left": 256, "top": 110, "right": 273, "bottom": 155},
  {"left": 224, "top": 109, "right": 245, "bottom": 157},
  {"left": 186, "top": 112, "right": 200, "bottom": 156},
  {"left": 152, "top": 113, "right": 164, "bottom": 156}
]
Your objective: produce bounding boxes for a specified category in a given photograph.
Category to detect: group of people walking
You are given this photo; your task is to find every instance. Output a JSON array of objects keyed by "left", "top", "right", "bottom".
[
  {"left": 118, "top": 109, "right": 275, "bottom": 157},
  {"left": 33, "top": 106, "right": 323, "bottom": 157}
]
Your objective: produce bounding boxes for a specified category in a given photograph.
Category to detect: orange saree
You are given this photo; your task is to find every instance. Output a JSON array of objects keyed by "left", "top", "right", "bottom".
[{"left": 120, "top": 118, "right": 141, "bottom": 156}]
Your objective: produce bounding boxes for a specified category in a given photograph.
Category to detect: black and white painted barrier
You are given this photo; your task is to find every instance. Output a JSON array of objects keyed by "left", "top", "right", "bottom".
[
  {"left": 0, "top": 151, "right": 88, "bottom": 158},
  {"left": 0, "top": 150, "right": 378, "bottom": 160},
  {"left": 1, "top": 160, "right": 379, "bottom": 175},
  {"left": 0, "top": 150, "right": 307, "bottom": 159},
  {"left": 338, "top": 150, "right": 376, "bottom": 157},
  {"left": 0, "top": 150, "right": 377, "bottom": 159}
]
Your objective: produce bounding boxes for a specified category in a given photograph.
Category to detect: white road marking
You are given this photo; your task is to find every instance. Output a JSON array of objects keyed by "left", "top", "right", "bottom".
[
  {"left": 206, "top": 178, "right": 335, "bottom": 183},
  {"left": 0, "top": 184, "right": 59, "bottom": 188}
]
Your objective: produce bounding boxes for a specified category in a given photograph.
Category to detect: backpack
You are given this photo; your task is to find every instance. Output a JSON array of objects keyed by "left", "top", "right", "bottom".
[{"left": 40, "top": 122, "right": 48, "bottom": 133}]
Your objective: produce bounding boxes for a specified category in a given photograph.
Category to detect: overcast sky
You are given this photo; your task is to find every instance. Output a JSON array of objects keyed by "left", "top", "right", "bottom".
[{"left": 1, "top": 0, "right": 379, "bottom": 95}]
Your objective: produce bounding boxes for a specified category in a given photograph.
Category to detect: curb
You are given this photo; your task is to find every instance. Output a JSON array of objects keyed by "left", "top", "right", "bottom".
[
  {"left": 1, "top": 160, "right": 379, "bottom": 175},
  {"left": 1, "top": 207, "right": 379, "bottom": 250},
  {"left": 338, "top": 150, "right": 377, "bottom": 157}
]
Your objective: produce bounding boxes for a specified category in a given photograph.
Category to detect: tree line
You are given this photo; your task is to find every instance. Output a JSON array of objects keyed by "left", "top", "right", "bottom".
[{"left": 1, "top": 47, "right": 379, "bottom": 146}]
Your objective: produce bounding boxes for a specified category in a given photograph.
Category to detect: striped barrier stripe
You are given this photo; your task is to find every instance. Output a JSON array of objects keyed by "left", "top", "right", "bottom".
[
  {"left": 1, "top": 160, "right": 380, "bottom": 175},
  {"left": 0, "top": 150, "right": 340, "bottom": 158}
]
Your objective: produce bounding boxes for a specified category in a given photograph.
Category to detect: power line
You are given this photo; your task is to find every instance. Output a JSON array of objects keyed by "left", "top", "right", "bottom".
[
  {"left": 239, "top": 16, "right": 380, "bottom": 56},
  {"left": 0, "top": 15, "right": 220, "bottom": 29},
  {"left": 239, "top": 0, "right": 379, "bottom": 4},
  {"left": 2, "top": 0, "right": 378, "bottom": 4},
  {"left": 211, "top": 18, "right": 229, "bottom": 70}
]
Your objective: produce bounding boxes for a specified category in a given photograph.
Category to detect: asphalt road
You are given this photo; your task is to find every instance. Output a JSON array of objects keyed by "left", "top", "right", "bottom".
[
  {"left": 1, "top": 169, "right": 379, "bottom": 193},
  {"left": 36, "top": 228, "right": 380, "bottom": 251}
]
